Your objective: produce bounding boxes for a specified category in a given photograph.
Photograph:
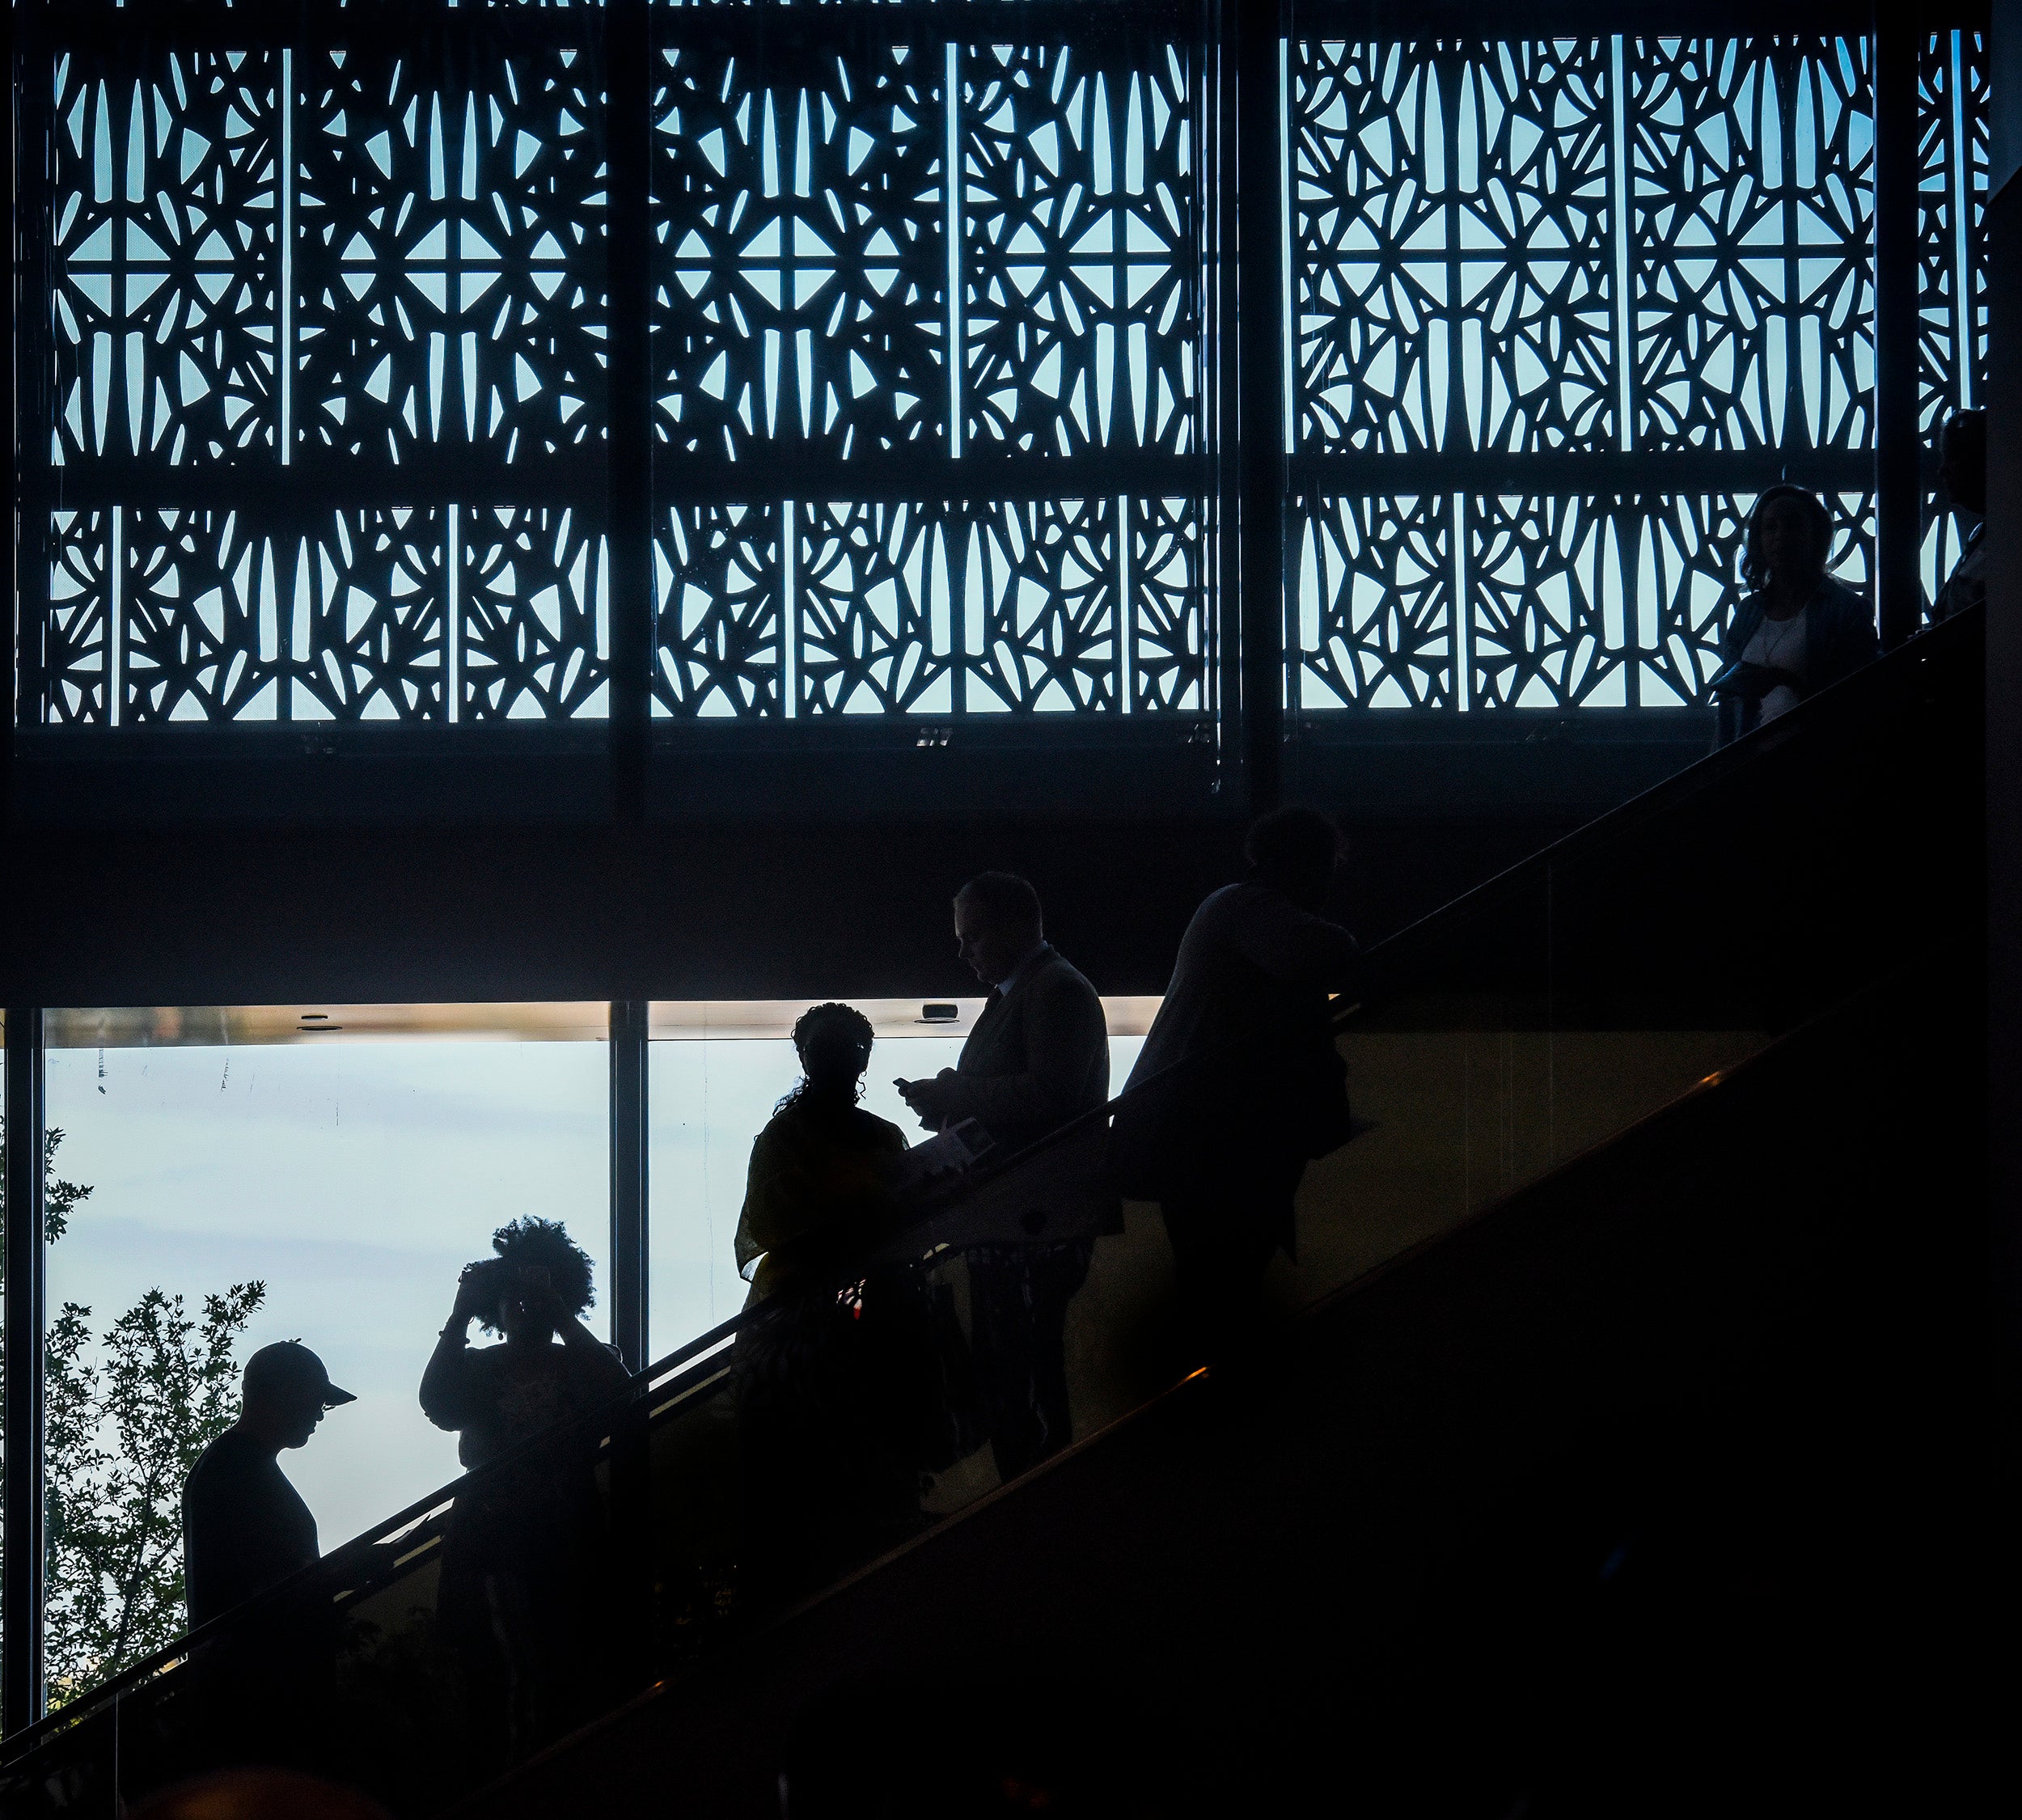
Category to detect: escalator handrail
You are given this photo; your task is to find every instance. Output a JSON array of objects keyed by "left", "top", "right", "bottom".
[
  {"left": 1356, "top": 606, "right": 1980, "bottom": 985},
  {"left": 0, "top": 1009, "right": 1318, "bottom": 1757},
  {"left": 4, "top": 608, "right": 1978, "bottom": 1758}
]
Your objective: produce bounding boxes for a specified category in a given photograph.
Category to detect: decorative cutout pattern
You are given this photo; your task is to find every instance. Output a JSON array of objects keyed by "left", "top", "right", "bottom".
[
  {"left": 1916, "top": 30, "right": 1987, "bottom": 432},
  {"left": 963, "top": 43, "right": 1199, "bottom": 454},
  {"left": 462, "top": 507, "right": 609, "bottom": 719},
  {"left": 21, "top": 20, "right": 1988, "bottom": 732},
  {"left": 46, "top": 511, "right": 115, "bottom": 725},
  {"left": 1127, "top": 497, "right": 1208, "bottom": 712},
  {"left": 1917, "top": 32, "right": 1986, "bottom": 616},
  {"left": 52, "top": 50, "right": 278, "bottom": 464},
  {"left": 1469, "top": 494, "right": 1638, "bottom": 708},
  {"left": 295, "top": 43, "right": 608, "bottom": 461},
  {"left": 652, "top": 41, "right": 945, "bottom": 458},
  {"left": 1628, "top": 38, "right": 1874, "bottom": 451},
  {"left": 966, "top": 499, "right": 1119, "bottom": 712},
  {"left": 797, "top": 502, "right": 958, "bottom": 714},
  {"left": 1292, "top": 40, "right": 1615, "bottom": 453},
  {"left": 1466, "top": 491, "right": 1872, "bottom": 709},
  {"left": 653, "top": 504, "right": 781, "bottom": 717},
  {"left": 119, "top": 507, "right": 446, "bottom": 722},
  {"left": 1290, "top": 495, "right": 1455, "bottom": 709}
]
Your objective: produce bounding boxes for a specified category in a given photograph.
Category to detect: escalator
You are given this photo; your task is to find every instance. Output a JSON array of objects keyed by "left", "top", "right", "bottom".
[{"left": 1, "top": 611, "right": 1983, "bottom": 1819}]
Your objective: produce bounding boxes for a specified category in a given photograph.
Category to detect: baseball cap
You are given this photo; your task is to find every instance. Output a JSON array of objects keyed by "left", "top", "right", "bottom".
[{"left": 242, "top": 1341, "right": 356, "bottom": 1410}]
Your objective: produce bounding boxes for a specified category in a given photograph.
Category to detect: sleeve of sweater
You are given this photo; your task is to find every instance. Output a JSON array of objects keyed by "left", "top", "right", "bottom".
[
  {"left": 941, "top": 970, "right": 1108, "bottom": 1140},
  {"left": 419, "top": 1340, "right": 484, "bottom": 1435}
]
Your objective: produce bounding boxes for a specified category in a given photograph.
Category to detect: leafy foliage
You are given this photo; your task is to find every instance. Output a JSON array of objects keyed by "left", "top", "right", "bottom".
[{"left": 2, "top": 1117, "right": 264, "bottom": 1703}]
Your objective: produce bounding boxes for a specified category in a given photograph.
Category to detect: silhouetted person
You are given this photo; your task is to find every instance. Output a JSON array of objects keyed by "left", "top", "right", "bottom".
[
  {"left": 1715, "top": 486, "right": 1880, "bottom": 741},
  {"left": 738, "top": 1002, "right": 909, "bottom": 1304},
  {"left": 1116, "top": 809, "right": 1360, "bottom": 1360},
  {"left": 421, "top": 1217, "right": 628, "bottom": 1763},
  {"left": 182, "top": 1341, "right": 354, "bottom": 1632},
  {"left": 897, "top": 874, "right": 1110, "bottom": 1480},
  {"left": 1932, "top": 408, "right": 1986, "bottom": 624},
  {"left": 736, "top": 1004, "right": 917, "bottom": 1599}
]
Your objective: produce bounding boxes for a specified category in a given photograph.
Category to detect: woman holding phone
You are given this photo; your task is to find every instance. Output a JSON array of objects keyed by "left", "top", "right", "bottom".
[{"left": 421, "top": 1217, "right": 628, "bottom": 1764}]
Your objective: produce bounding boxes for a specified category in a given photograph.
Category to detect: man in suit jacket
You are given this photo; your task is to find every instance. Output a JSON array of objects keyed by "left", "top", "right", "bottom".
[{"left": 898, "top": 873, "right": 1110, "bottom": 1479}]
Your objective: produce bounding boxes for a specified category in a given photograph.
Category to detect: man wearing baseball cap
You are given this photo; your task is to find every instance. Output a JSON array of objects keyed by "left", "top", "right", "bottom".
[{"left": 181, "top": 1341, "right": 356, "bottom": 1632}]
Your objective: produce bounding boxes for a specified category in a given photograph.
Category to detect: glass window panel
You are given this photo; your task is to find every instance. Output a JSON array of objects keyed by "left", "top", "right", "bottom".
[
  {"left": 40, "top": 1006, "right": 608, "bottom": 1695},
  {"left": 647, "top": 1000, "right": 1149, "bottom": 1366}
]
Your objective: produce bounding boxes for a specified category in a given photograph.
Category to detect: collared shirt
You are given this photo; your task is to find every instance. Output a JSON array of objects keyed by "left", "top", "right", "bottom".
[{"left": 992, "top": 940, "right": 1051, "bottom": 1002}]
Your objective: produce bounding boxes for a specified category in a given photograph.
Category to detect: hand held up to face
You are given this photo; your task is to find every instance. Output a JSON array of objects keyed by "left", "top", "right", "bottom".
[
  {"left": 451, "top": 1261, "right": 494, "bottom": 1324},
  {"left": 509, "top": 1269, "right": 567, "bottom": 1336}
]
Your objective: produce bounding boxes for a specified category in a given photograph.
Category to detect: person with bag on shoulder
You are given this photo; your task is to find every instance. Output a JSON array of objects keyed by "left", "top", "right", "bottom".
[{"left": 1114, "top": 809, "right": 1360, "bottom": 1362}]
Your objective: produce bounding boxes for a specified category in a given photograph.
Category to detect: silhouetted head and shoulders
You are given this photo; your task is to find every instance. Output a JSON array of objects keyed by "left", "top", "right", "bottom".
[
  {"left": 182, "top": 1342, "right": 354, "bottom": 1632},
  {"left": 421, "top": 1217, "right": 628, "bottom": 1472},
  {"left": 738, "top": 1003, "right": 908, "bottom": 1299},
  {"left": 761, "top": 1001, "right": 909, "bottom": 1153},
  {"left": 1130, "top": 810, "right": 1359, "bottom": 1086},
  {"left": 952, "top": 870, "right": 1098, "bottom": 1006},
  {"left": 1721, "top": 487, "right": 1879, "bottom": 716},
  {"left": 893, "top": 872, "right": 1108, "bottom": 1154},
  {"left": 1933, "top": 408, "right": 1987, "bottom": 624}
]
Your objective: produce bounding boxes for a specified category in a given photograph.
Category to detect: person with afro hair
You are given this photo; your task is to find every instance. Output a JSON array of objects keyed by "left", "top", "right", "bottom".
[{"left": 421, "top": 1217, "right": 629, "bottom": 1762}]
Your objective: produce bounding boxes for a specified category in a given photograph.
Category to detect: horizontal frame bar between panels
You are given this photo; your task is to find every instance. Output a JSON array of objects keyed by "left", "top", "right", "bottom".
[
  {"left": 27, "top": 453, "right": 1892, "bottom": 514},
  {"left": 1288, "top": 452, "right": 1881, "bottom": 494},
  {"left": 11, "top": 2, "right": 1213, "bottom": 58},
  {"left": 1286, "top": 1, "right": 1986, "bottom": 32},
  {"left": 25, "top": 459, "right": 1216, "bottom": 514}
]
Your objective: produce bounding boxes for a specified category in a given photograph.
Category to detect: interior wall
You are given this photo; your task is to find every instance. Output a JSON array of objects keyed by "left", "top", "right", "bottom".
[
  {"left": 0, "top": 806, "right": 1584, "bottom": 1008},
  {"left": 1988, "top": 0, "right": 2021, "bottom": 1551}
]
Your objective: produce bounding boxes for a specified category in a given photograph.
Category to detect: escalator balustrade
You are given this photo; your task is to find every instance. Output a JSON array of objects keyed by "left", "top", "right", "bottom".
[{"left": 0, "top": 609, "right": 1982, "bottom": 1818}]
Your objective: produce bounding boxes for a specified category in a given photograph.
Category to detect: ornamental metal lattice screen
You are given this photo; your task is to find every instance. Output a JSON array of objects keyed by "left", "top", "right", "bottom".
[{"left": 11, "top": 6, "right": 1989, "bottom": 742}]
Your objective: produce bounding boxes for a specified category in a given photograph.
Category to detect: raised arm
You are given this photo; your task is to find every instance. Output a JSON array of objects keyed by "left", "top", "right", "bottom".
[
  {"left": 419, "top": 1268, "right": 489, "bottom": 1433},
  {"left": 556, "top": 1308, "right": 632, "bottom": 1388}
]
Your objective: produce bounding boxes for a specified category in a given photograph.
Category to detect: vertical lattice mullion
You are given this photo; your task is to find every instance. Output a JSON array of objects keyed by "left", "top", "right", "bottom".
[
  {"left": 1277, "top": 34, "right": 1299, "bottom": 719},
  {"left": 280, "top": 45, "right": 294, "bottom": 466},
  {"left": 16, "top": 42, "right": 55, "bottom": 730},
  {"left": 1445, "top": 47, "right": 1470, "bottom": 708},
  {"left": 108, "top": 506, "right": 122, "bottom": 725},
  {"left": 945, "top": 40, "right": 963, "bottom": 462},
  {"left": 1950, "top": 32, "right": 1972, "bottom": 409},
  {"left": 1611, "top": 33, "right": 1632, "bottom": 456},
  {"left": 609, "top": 0, "right": 651, "bottom": 802},
  {"left": 1234, "top": 2, "right": 1284, "bottom": 794},
  {"left": 1451, "top": 491, "right": 1470, "bottom": 712},
  {"left": 1610, "top": 36, "right": 1639, "bottom": 708},
  {"left": 1875, "top": 23, "right": 1923, "bottom": 647},
  {"left": 781, "top": 497, "right": 797, "bottom": 720}
]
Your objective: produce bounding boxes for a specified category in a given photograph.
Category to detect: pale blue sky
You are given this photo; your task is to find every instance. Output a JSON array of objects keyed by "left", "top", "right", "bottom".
[{"left": 44, "top": 1028, "right": 1144, "bottom": 1552}]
